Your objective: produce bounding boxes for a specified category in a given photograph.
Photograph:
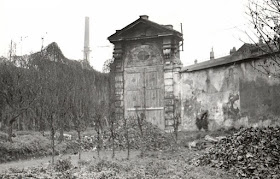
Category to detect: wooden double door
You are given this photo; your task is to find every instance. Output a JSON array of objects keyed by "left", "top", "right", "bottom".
[{"left": 124, "top": 65, "right": 164, "bottom": 129}]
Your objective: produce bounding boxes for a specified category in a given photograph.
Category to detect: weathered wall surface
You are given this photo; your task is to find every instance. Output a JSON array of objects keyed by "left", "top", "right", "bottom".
[{"left": 181, "top": 58, "right": 280, "bottom": 131}]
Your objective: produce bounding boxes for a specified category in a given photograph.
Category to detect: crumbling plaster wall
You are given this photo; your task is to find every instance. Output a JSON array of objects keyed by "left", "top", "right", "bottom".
[{"left": 180, "top": 58, "right": 280, "bottom": 131}]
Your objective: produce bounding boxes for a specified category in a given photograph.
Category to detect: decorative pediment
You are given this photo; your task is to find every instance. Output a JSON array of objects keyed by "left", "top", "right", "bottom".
[{"left": 108, "top": 15, "right": 182, "bottom": 43}]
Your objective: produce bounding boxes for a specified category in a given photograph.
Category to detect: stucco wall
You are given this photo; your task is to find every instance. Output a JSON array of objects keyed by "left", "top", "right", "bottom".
[{"left": 180, "top": 58, "right": 280, "bottom": 131}]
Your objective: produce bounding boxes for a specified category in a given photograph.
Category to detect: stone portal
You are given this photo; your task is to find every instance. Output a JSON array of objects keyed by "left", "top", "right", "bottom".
[{"left": 108, "top": 15, "right": 183, "bottom": 130}]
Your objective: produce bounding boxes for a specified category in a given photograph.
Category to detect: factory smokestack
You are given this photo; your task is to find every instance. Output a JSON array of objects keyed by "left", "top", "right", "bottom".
[{"left": 83, "top": 17, "right": 91, "bottom": 62}]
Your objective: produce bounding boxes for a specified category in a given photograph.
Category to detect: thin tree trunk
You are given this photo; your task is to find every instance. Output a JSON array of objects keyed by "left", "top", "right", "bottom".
[
  {"left": 111, "top": 128, "right": 115, "bottom": 159},
  {"left": 97, "top": 128, "right": 100, "bottom": 158},
  {"left": 112, "top": 136, "right": 115, "bottom": 159},
  {"left": 7, "top": 122, "right": 13, "bottom": 142},
  {"left": 58, "top": 126, "right": 64, "bottom": 143},
  {"left": 22, "top": 115, "right": 26, "bottom": 131},
  {"left": 78, "top": 130, "right": 81, "bottom": 160},
  {"left": 17, "top": 117, "right": 20, "bottom": 131},
  {"left": 51, "top": 126, "right": 55, "bottom": 165},
  {"left": 126, "top": 128, "right": 130, "bottom": 160}
]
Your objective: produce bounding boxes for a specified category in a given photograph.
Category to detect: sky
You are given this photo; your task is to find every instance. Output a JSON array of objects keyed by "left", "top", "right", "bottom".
[{"left": 0, "top": 0, "right": 254, "bottom": 71}]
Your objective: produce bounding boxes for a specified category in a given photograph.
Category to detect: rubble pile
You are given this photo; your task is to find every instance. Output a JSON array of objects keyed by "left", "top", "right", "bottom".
[{"left": 193, "top": 126, "right": 280, "bottom": 178}]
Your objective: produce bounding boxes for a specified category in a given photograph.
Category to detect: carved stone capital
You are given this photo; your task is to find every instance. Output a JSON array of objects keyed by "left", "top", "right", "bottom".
[
  {"left": 113, "top": 49, "right": 123, "bottom": 59},
  {"left": 113, "top": 43, "right": 123, "bottom": 60}
]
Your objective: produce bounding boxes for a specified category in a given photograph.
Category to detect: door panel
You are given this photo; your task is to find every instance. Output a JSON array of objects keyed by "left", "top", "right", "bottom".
[
  {"left": 145, "top": 89, "right": 163, "bottom": 108},
  {"left": 126, "top": 72, "right": 142, "bottom": 90},
  {"left": 126, "top": 90, "right": 143, "bottom": 109},
  {"left": 124, "top": 66, "right": 164, "bottom": 129}
]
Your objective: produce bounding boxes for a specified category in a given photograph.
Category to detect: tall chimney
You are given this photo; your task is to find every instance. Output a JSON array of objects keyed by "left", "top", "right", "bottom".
[
  {"left": 210, "top": 47, "right": 214, "bottom": 60},
  {"left": 83, "top": 17, "right": 91, "bottom": 61}
]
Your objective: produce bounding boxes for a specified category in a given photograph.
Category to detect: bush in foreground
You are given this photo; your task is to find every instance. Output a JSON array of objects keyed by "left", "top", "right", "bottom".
[{"left": 0, "top": 133, "right": 78, "bottom": 163}]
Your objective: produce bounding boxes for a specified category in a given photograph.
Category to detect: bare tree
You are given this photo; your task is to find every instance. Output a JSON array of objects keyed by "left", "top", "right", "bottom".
[
  {"left": 91, "top": 101, "right": 107, "bottom": 158},
  {"left": 135, "top": 107, "right": 145, "bottom": 158},
  {"left": 0, "top": 58, "right": 40, "bottom": 142},
  {"left": 123, "top": 117, "right": 130, "bottom": 160},
  {"left": 247, "top": 0, "right": 280, "bottom": 78},
  {"left": 109, "top": 111, "right": 117, "bottom": 159},
  {"left": 70, "top": 99, "right": 87, "bottom": 160}
]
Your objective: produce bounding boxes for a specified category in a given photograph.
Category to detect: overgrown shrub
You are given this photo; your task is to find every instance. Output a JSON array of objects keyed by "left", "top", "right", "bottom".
[
  {"left": 104, "top": 119, "right": 173, "bottom": 151},
  {"left": 56, "top": 140, "right": 79, "bottom": 154},
  {"left": 0, "top": 131, "right": 8, "bottom": 141},
  {"left": 87, "top": 159, "right": 123, "bottom": 173},
  {"left": 0, "top": 134, "right": 52, "bottom": 163},
  {"left": 54, "top": 158, "right": 73, "bottom": 172},
  {"left": 78, "top": 159, "right": 91, "bottom": 166}
]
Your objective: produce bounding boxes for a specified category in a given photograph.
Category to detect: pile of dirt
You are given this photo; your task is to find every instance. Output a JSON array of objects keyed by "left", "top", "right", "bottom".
[{"left": 192, "top": 126, "right": 280, "bottom": 178}]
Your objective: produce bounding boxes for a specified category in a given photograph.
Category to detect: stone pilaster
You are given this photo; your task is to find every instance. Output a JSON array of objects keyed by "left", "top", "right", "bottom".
[
  {"left": 112, "top": 43, "right": 124, "bottom": 120},
  {"left": 163, "top": 37, "right": 182, "bottom": 130}
]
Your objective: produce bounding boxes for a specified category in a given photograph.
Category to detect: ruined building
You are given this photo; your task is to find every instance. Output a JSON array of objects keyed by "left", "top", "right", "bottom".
[{"left": 108, "top": 15, "right": 280, "bottom": 131}]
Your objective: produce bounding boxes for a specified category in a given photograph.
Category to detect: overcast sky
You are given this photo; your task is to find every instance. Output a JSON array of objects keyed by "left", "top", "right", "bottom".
[{"left": 0, "top": 0, "right": 254, "bottom": 71}]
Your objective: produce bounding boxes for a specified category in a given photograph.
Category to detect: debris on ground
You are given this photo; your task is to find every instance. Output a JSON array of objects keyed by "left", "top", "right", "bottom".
[
  {"left": 192, "top": 126, "right": 280, "bottom": 178},
  {"left": 188, "top": 135, "right": 226, "bottom": 150}
]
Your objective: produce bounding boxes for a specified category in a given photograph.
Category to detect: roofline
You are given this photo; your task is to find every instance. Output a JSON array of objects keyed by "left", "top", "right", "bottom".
[
  {"left": 180, "top": 57, "right": 257, "bottom": 73},
  {"left": 109, "top": 33, "right": 182, "bottom": 43},
  {"left": 181, "top": 52, "right": 278, "bottom": 73},
  {"left": 108, "top": 16, "right": 183, "bottom": 42}
]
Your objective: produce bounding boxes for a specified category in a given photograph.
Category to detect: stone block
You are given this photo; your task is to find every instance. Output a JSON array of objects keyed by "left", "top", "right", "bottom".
[
  {"left": 115, "top": 94, "right": 123, "bottom": 101},
  {"left": 165, "top": 98, "right": 174, "bottom": 106},
  {"left": 116, "top": 61, "right": 122, "bottom": 69},
  {"left": 115, "top": 81, "right": 123, "bottom": 89},
  {"left": 165, "top": 85, "right": 173, "bottom": 92},
  {"left": 115, "top": 113, "right": 124, "bottom": 120},
  {"left": 165, "top": 112, "right": 174, "bottom": 120},
  {"left": 165, "top": 91, "right": 173, "bottom": 98},
  {"left": 115, "top": 74, "right": 123, "bottom": 82},
  {"left": 115, "top": 107, "right": 123, "bottom": 114},
  {"left": 115, "top": 100, "right": 123, "bottom": 107},
  {"left": 165, "top": 105, "right": 174, "bottom": 112},
  {"left": 165, "top": 119, "right": 174, "bottom": 126},
  {"left": 165, "top": 78, "right": 173, "bottom": 86},
  {"left": 164, "top": 72, "right": 173, "bottom": 79},
  {"left": 115, "top": 88, "right": 123, "bottom": 94}
]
